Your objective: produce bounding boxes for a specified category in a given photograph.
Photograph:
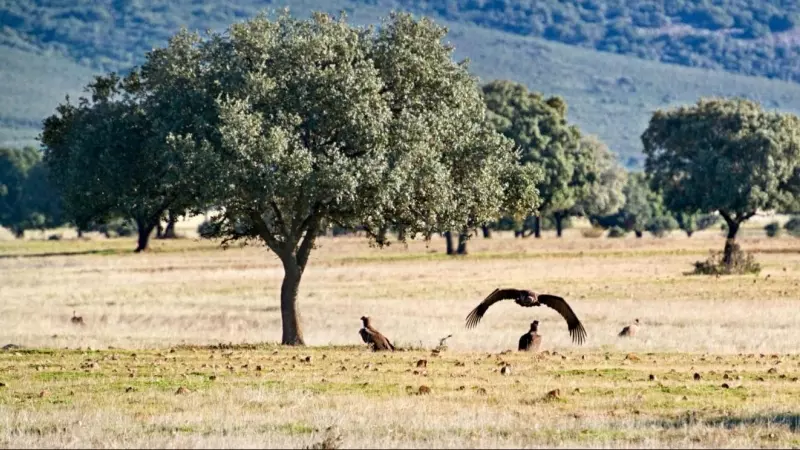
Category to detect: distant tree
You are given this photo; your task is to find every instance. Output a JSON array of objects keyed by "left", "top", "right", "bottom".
[
  {"left": 591, "top": 172, "right": 671, "bottom": 238},
  {"left": 40, "top": 73, "right": 209, "bottom": 252},
  {"left": 0, "top": 147, "right": 64, "bottom": 237},
  {"left": 642, "top": 97, "right": 800, "bottom": 266},
  {"left": 482, "top": 80, "right": 583, "bottom": 238},
  {"left": 563, "top": 135, "right": 627, "bottom": 233},
  {"left": 144, "top": 12, "right": 541, "bottom": 345}
]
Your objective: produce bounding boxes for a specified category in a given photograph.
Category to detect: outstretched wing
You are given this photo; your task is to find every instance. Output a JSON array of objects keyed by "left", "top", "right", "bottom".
[
  {"left": 465, "top": 288, "right": 525, "bottom": 329},
  {"left": 537, "top": 294, "right": 587, "bottom": 345}
]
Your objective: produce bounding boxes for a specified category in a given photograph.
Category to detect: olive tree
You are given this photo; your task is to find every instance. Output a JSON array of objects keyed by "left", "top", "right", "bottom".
[
  {"left": 643, "top": 97, "right": 800, "bottom": 265},
  {"left": 147, "top": 11, "right": 541, "bottom": 345}
]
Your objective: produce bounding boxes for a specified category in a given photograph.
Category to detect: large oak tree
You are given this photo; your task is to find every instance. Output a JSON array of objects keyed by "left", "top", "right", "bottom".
[
  {"left": 642, "top": 97, "right": 800, "bottom": 264},
  {"left": 144, "top": 11, "right": 541, "bottom": 345}
]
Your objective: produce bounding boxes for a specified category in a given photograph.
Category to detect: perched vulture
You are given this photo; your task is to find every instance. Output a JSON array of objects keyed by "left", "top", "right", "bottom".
[
  {"left": 518, "top": 320, "right": 542, "bottom": 352},
  {"left": 465, "top": 288, "right": 587, "bottom": 345},
  {"left": 619, "top": 318, "right": 640, "bottom": 337},
  {"left": 359, "top": 316, "right": 395, "bottom": 351}
]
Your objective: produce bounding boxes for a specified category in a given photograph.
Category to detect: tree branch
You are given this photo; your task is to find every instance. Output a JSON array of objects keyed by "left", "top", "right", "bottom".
[
  {"left": 248, "top": 211, "right": 286, "bottom": 254},
  {"left": 296, "top": 216, "right": 320, "bottom": 270},
  {"left": 270, "top": 201, "right": 290, "bottom": 236}
]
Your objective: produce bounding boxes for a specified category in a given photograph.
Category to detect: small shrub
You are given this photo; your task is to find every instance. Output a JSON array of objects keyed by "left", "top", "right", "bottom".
[
  {"left": 607, "top": 226, "right": 627, "bottom": 238},
  {"left": 764, "top": 221, "right": 782, "bottom": 237},
  {"left": 784, "top": 217, "right": 800, "bottom": 237},
  {"left": 690, "top": 242, "right": 761, "bottom": 276},
  {"left": 581, "top": 227, "right": 605, "bottom": 238},
  {"left": 197, "top": 220, "right": 219, "bottom": 239},
  {"left": 645, "top": 215, "right": 678, "bottom": 238}
]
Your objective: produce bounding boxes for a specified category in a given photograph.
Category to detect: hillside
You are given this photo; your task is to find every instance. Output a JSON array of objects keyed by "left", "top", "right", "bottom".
[{"left": 4, "top": 0, "right": 800, "bottom": 167}]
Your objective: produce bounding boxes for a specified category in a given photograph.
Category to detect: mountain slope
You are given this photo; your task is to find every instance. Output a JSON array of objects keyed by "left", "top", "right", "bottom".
[{"left": 4, "top": 0, "right": 800, "bottom": 167}]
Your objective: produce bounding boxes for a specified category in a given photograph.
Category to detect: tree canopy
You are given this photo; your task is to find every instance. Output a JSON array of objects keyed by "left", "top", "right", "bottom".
[
  {"left": 40, "top": 72, "right": 212, "bottom": 251},
  {"left": 138, "top": 11, "right": 541, "bottom": 345},
  {"left": 482, "top": 79, "right": 610, "bottom": 237},
  {"left": 642, "top": 97, "right": 800, "bottom": 264}
]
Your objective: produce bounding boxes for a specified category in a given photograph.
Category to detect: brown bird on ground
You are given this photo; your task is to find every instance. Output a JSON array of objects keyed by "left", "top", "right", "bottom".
[
  {"left": 359, "top": 316, "right": 395, "bottom": 351},
  {"left": 70, "top": 311, "right": 85, "bottom": 326},
  {"left": 465, "top": 288, "right": 587, "bottom": 345},
  {"left": 618, "top": 319, "right": 640, "bottom": 337},
  {"left": 518, "top": 320, "right": 543, "bottom": 352}
]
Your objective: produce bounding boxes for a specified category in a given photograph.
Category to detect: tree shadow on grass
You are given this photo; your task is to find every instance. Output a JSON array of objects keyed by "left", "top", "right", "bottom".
[
  {"left": 650, "top": 411, "right": 800, "bottom": 432},
  {"left": 0, "top": 249, "right": 121, "bottom": 259}
]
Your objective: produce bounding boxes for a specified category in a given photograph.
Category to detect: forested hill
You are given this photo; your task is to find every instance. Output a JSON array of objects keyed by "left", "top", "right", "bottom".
[
  {"left": 388, "top": 0, "right": 800, "bottom": 84},
  {"left": 4, "top": 0, "right": 800, "bottom": 167},
  {"left": 4, "top": 0, "right": 800, "bottom": 83}
]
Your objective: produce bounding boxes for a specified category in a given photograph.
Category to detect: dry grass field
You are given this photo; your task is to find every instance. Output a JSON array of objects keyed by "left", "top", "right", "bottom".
[{"left": 1, "top": 226, "right": 800, "bottom": 448}]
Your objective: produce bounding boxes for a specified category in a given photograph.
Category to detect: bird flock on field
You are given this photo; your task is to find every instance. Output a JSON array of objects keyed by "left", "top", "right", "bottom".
[
  {"left": 359, "top": 287, "right": 641, "bottom": 352},
  {"left": 68, "top": 287, "right": 640, "bottom": 351}
]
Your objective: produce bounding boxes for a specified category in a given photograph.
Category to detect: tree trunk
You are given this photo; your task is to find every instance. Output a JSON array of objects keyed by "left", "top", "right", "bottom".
[
  {"left": 534, "top": 215, "right": 542, "bottom": 238},
  {"left": 481, "top": 225, "right": 491, "bottom": 239},
  {"left": 685, "top": 230, "right": 693, "bottom": 238},
  {"left": 13, "top": 227, "right": 24, "bottom": 239},
  {"left": 279, "top": 259, "right": 305, "bottom": 345},
  {"left": 134, "top": 219, "right": 156, "bottom": 253},
  {"left": 722, "top": 218, "right": 740, "bottom": 267},
  {"left": 555, "top": 215, "right": 564, "bottom": 238},
  {"left": 156, "top": 222, "right": 163, "bottom": 239},
  {"left": 77, "top": 229, "right": 83, "bottom": 238},
  {"left": 163, "top": 212, "right": 177, "bottom": 239},
  {"left": 457, "top": 232, "right": 468, "bottom": 255},
  {"left": 445, "top": 231, "right": 455, "bottom": 255},
  {"left": 634, "top": 230, "right": 643, "bottom": 238}
]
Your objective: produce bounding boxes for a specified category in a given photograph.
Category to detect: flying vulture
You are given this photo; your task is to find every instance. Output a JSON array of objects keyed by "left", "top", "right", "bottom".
[
  {"left": 465, "top": 288, "right": 587, "bottom": 345},
  {"left": 359, "top": 316, "right": 395, "bottom": 351},
  {"left": 518, "top": 320, "right": 542, "bottom": 352},
  {"left": 618, "top": 318, "right": 640, "bottom": 337}
]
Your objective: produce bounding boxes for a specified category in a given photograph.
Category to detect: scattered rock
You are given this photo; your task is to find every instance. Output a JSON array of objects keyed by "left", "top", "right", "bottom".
[
  {"left": 625, "top": 353, "right": 640, "bottom": 361},
  {"left": 256, "top": 365, "right": 263, "bottom": 371},
  {"left": 649, "top": 374, "right": 656, "bottom": 381},
  {"left": 417, "top": 385, "right": 431, "bottom": 395},
  {"left": 768, "top": 367, "right": 778, "bottom": 374},
  {"left": 175, "top": 386, "right": 190, "bottom": 395},
  {"left": 723, "top": 374, "right": 730, "bottom": 380},
  {"left": 457, "top": 386, "right": 465, "bottom": 391},
  {"left": 757, "top": 377, "right": 765, "bottom": 382},
  {"left": 475, "top": 387, "right": 487, "bottom": 395},
  {"left": 416, "top": 359, "right": 427, "bottom": 368},
  {"left": 500, "top": 365, "right": 512, "bottom": 376},
  {"left": 0, "top": 382, "right": 5, "bottom": 387},
  {"left": 125, "top": 386, "right": 136, "bottom": 393},
  {"left": 573, "top": 388, "right": 582, "bottom": 394},
  {"left": 304, "top": 356, "right": 312, "bottom": 363},
  {"left": 693, "top": 373, "right": 702, "bottom": 381},
  {"left": 454, "top": 361, "right": 465, "bottom": 367},
  {"left": 721, "top": 383, "right": 730, "bottom": 389},
  {"left": 39, "top": 390, "right": 49, "bottom": 398},
  {"left": 209, "top": 375, "right": 217, "bottom": 381}
]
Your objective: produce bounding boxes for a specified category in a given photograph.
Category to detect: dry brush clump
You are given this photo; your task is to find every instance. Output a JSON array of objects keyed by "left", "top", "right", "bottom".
[{"left": 691, "top": 241, "right": 761, "bottom": 276}]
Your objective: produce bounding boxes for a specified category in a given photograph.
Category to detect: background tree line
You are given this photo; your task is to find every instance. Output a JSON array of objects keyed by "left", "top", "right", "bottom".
[{"left": 3, "top": 10, "right": 800, "bottom": 345}]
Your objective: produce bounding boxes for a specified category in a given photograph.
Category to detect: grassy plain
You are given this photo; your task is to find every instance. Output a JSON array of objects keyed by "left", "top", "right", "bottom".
[{"left": 1, "top": 228, "right": 800, "bottom": 448}]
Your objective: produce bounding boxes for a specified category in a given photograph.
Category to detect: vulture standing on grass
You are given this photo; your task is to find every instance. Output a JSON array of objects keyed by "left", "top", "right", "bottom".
[
  {"left": 618, "top": 318, "right": 640, "bottom": 337},
  {"left": 518, "top": 320, "right": 542, "bottom": 352},
  {"left": 465, "top": 288, "right": 587, "bottom": 345},
  {"left": 359, "top": 316, "right": 395, "bottom": 351}
]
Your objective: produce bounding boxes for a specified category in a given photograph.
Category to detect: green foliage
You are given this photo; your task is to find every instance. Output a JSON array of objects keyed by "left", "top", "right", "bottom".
[
  {"left": 764, "top": 221, "right": 782, "bottom": 237},
  {"left": 645, "top": 214, "right": 679, "bottom": 238},
  {"left": 0, "top": 146, "right": 64, "bottom": 236},
  {"left": 40, "top": 72, "right": 213, "bottom": 251},
  {"left": 784, "top": 217, "right": 800, "bottom": 237},
  {"left": 392, "top": 0, "right": 800, "bottom": 84},
  {"left": 144, "top": 11, "right": 541, "bottom": 344},
  {"left": 643, "top": 97, "right": 800, "bottom": 233},
  {"left": 591, "top": 172, "right": 671, "bottom": 237},
  {"left": 691, "top": 242, "right": 762, "bottom": 276}
]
